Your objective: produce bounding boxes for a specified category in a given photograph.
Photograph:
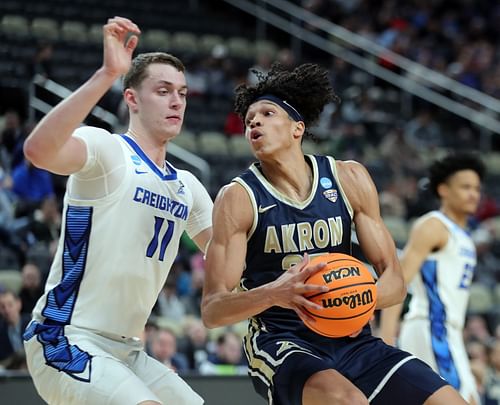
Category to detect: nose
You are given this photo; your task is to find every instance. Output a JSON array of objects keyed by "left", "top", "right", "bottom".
[
  {"left": 248, "top": 115, "right": 261, "bottom": 128},
  {"left": 170, "top": 91, "right": 184, "bottom": 109}
]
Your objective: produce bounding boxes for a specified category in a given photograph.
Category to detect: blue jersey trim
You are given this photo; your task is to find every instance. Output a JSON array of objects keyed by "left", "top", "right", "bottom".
[
  {"left": 41, "top": 205, "right": 92, "bottom": 324},
  {"left": 435, "top": 211, "right": 472, "bottom": 237},
  {"left": 421, "top": 259, "right": 461, "bottom": 389},
  {"left": 121, "top": 134, "right": 178, "bottom": 181},
  {"left": 23, "top": 321, "right": 92, "bottom": 382}
]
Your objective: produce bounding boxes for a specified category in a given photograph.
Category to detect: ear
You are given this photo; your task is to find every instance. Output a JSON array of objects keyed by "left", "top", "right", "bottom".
[
  {"left": 437, "top": 183, "right": 448, "bottom": 199},
  {"left": 124, "top": 88, "right": 139, "bottom": 113},
  {"left": 293, "top": 121, "right": 305, "bottom": 139}
]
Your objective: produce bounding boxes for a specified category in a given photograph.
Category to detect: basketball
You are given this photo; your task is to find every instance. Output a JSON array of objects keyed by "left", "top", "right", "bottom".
[{"left": 300, "top": 253, "right": 377, "bottom": 338}]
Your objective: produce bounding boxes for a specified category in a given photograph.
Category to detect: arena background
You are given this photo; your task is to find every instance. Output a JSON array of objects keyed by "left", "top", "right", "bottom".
[{"left": 0, "top": 0, "right": 499, "bottom": 404}]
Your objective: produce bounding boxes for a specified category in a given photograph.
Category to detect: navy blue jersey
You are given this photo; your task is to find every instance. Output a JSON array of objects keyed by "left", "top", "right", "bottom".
[{"left": 234, "top": 155, "right": 354, "bottom": 334}]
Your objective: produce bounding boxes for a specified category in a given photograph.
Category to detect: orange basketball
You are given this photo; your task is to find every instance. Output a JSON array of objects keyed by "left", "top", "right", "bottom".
[{"left": 300, "top": 253, "right": 377, "bottom": 338}]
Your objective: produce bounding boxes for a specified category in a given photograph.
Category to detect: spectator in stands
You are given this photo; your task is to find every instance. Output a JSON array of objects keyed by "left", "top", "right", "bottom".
[
  {"left": 378, "top": 124, "right": 423, "bottom": 174},
  {"left": 24, "top": 196, "right": 61, "bottom": 256},
  {"left": 484, "top": 339, "right": 500, "bottom": 404},
  {"left": 475, "top": 194, "right": 499, "bottom": 222},
  {"left": 27, "top": 42, "right": 54, "bottom": 80},
  {"left": 0, "top": 161, "right": 28, "bottom": 267},
  {"left": 404, "top": 108, "right": 442, "bottom": 151},
  {"left": 18, "top": 263, "right": 44, "bottom": 315},
  {"left": 180, "top": 317, "right": 211, "bottom": 371},
  {"left": 11, "top": 158, "right": 54, "bottom": 214},
  {"left": 472, "top": 227, "right": 500, "bottom": 287},
  {"left": 0, "top": 109, "right": 25, "bottom": 170},
  {"left": 467, "top": 339, "right": 490, "bottom": 368},
  {"left": 0, "top": 290, "right": 30, "bottom": 369},
  {"left": 27, "top": 42, "right": 58, "bottom": 120},
  {"left": 181, "top": 252, "right": 206, "bottom": 317},
  {"left": 247, "top": 50, "right": 273, "bottom": 86},
  {"left": 223, "top": 110, "right": 244, "bottom": 137},
  {"left": 150, "top": 327, "right": 190, "bottom": 373},
  {"left": 153, "top": 278, "right": 187, "bottom": 322},
  {"left": 143, "top": 318, "right": 159, "bottom": 357},
  {"left": 464, "top": 315, "right": 493, "bottom": 345},
  {"left": 199, "top": 330, "right": 246, "bottom": 375}
]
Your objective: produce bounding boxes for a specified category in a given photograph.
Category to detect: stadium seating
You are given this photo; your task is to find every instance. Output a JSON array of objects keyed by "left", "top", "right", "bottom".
[
  {"left": 198, "top": 131, "right": 229, "bottom": 156},
  {"left": 30, "top": 17, "right": 59, "bottom": 41},
  {"left": 0, "top": 15, "right": 30, "bottom": 39},
  {"left": 0, "top": 269, "right": 23, "bottom": 294}
]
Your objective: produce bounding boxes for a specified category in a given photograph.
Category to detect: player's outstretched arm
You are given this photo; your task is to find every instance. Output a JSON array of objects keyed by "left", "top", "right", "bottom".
[
  {"left": 379, "top": 216, "right": 448, "bottom": 343},
  {"left": 201, "top": 183, "right": 327, "bottom": 329},
  {"left": 337, "top": 160, "right": 406, "bottom": 309},
  {"left": 23, "top": 17, "right": 140, "bottom": 175}
]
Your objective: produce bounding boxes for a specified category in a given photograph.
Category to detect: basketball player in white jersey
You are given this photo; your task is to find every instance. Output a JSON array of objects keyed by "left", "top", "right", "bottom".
[
  {"left": 22, "top": 17, "right": 212, "bottom": 404},
  {"left": 379, "top": 153, "right": 485, "bottom": 405}
]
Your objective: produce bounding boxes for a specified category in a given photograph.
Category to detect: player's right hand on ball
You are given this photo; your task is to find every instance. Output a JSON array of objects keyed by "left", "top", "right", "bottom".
[{"left": 268, "top": 253, "right": 328, "bottom": 322}]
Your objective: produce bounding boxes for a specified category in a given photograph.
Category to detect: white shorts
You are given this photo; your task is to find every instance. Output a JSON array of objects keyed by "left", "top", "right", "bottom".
[
  {"left": 399, "top": 318, "right": 479, "bottom": 404},
  {"left": 24, "top": 322, "right": 204, "bottom": 405}
]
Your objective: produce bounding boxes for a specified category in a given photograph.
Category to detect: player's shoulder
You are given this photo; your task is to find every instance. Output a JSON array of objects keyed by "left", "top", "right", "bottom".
[
  {"left": 215, "top": 181, "right": 249, "bottom": 202},
  {"left": 413, "top": 211, "right": 447, "bottom": 229},
  {"left": 332, "top": 159, "right": 376, "bottom": 209},
  {"left": 410, "top": 212, "right": 449, "bottom": 240},
  {"left": 73, "top": 125, "right": 120, "bottom": 148},
  {"left": 73, "top": 125, "right": 113, "bottom": 138},
  {"left": 334, "top": 159, "right": 371, "bottom": 181},
  {"left": 211, "top": 181, "right": 253, "bottom": 217}
]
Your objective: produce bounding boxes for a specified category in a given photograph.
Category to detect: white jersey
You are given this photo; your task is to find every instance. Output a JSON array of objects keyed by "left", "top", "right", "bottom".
[
  {"left": 32, "top": 128, "right": 213, "bottom": 338},
  {"left": 404, "top": 211, "right": 476, "bottom": 330},
  {"left": 399, "top": 211, "right": 479, "bottom": 402}
]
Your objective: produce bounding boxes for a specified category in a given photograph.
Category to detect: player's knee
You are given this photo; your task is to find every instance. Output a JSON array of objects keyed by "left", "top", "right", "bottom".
[
  {"left": 304, "top": 371, "right": 368, "bottom": 405},
  {"left": 327, "top": 388, "right": 368, "bottom": 405}
]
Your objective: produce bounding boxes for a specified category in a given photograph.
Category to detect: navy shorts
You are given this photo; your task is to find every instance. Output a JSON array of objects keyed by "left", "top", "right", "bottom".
[{"left": 244, "top": 325, "right": 448, "bottom": 405}]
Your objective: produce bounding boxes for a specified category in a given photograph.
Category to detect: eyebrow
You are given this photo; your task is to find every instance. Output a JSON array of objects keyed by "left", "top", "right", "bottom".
[
  {"left": 246, "top": 102, "right": 279, "bottom": 117},
  {"left": 156, "top": 80, "right": 188, "bottom": 90}
]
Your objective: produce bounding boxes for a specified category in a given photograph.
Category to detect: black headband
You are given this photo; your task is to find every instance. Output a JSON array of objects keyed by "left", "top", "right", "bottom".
[{"left": 254, "top": 95, "right": 304, "bottom": 122}]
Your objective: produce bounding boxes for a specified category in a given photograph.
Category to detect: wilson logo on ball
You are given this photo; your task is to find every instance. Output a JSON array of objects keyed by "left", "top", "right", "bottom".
[{"left": 321, "top": 289, "right": 375, "bottom": 309}]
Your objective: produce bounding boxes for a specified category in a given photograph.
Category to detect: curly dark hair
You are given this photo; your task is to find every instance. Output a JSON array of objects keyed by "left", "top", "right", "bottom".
[
  {"left": 429, "top": 153, "right": 485, "bottom": 197},
  {"left": 234, "top": 62, "right": 340, "bottom": 138}
]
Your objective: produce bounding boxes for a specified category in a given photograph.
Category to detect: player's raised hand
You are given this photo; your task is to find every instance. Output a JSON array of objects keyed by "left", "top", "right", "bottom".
[
  {"left": 268, "top": 253, "right": 328, "bottom": 321},
  {"left": 102, "top": 16, "right": 141, "bottom": 78}
]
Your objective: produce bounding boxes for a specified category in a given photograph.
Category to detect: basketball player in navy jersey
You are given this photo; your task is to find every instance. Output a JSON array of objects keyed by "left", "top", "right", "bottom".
[
  {"left": 379, "top": 154, "right": 485, "bottom": 405},
  {"left": 201, "top": 63, "right": 468, "bottom": 404},
  {"left": 22, "top": 17, "right": 212, "bottom": 404}
]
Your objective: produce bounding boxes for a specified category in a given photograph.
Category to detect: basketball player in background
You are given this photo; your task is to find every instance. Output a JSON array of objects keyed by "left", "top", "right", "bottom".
[
  {"left": 201, "top": 63, "right": 467, "bottom": 404},
  {"left": 22, "top": 17, "right": 212, "bottom": 404},
  {"left": 379, "top": 153, "right": 485, "bottom": 405}
]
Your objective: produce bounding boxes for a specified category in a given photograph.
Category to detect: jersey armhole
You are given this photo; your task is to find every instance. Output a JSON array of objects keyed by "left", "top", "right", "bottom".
[
  {"left": 327, "top": 156, "right": 354, "bottom": 219},
  {"left": 232, "top": 178, "right": 258, "bottom": 240}
]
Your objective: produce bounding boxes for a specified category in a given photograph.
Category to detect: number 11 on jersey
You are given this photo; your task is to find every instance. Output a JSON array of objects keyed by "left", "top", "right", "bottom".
[{"left": 147, "top": 216, "right": 175, "bottom": 261}]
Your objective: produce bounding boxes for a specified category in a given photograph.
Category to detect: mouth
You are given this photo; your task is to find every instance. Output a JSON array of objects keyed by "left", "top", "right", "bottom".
[
  {"left": 166, "top": 115, "right": 181, "bottom": 123},
  {"left": 250, "top": 129, "right": 263, "bottom": 141}
]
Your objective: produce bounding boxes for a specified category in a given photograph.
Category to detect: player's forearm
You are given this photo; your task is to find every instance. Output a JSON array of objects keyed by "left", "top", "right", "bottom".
[
  {"left": 378, "top": 303, "right": 404, "bottom": 345},
  {"left": 201, "top": 285, "right": 274, "bottom": 329},
  {"left": 24, "top": 68, "right": 118, "bottom": 166},
  {"left": 375, "top": 267, "right": 406, "bottom": 309}
]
